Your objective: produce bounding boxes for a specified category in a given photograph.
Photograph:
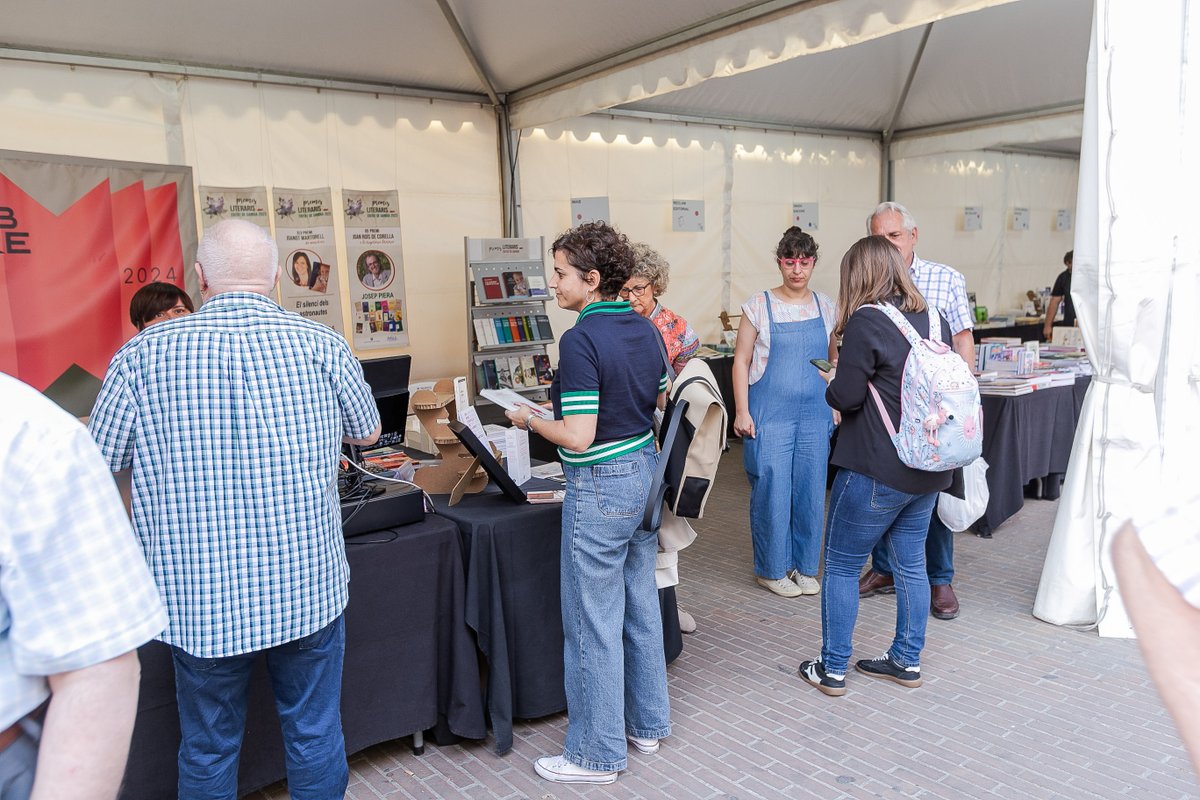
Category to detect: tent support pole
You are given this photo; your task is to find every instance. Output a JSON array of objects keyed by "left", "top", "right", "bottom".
[{"left": 880, "top": 22, "right": 933, "bottom": 203}]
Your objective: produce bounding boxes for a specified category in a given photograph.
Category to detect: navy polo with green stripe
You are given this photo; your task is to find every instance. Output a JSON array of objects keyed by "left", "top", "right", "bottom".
[{"left": 551, "top": 300, "right": 667, "bottom": 467}]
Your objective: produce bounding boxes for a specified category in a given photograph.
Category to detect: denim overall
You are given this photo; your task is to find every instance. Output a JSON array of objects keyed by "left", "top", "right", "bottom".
[{"left": 744, "top": 290, "right": 832, "bottom": 579}]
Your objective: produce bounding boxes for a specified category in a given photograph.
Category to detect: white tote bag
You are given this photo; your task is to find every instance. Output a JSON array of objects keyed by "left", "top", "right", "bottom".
[{"left": 937, "top": 458, "right": 990, "bottom": 532}]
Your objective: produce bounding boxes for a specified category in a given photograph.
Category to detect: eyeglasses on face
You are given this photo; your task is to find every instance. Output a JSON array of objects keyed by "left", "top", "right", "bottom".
[
  {"left": 619, "top": 282, "right": 652, "bottom": 298},
  {"left": 778, "top": 257, "right": 816, "bottom": 270}
]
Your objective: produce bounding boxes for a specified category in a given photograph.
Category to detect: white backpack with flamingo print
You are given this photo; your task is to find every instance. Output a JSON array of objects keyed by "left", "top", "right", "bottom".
[{"left": 866, "top": 303, "right": 982, "bottom": 472}]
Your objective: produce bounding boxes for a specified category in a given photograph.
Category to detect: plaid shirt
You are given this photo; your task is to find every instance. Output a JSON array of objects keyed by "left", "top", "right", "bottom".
[
  {"left": 2, "top": 374, "right": 166, "bottom": 728},
  {"left": 89, "top": 293, "right": 379, "bottom": 658},
  {"left": 910, "top": 254, "right": 974, "bottom": 336}
]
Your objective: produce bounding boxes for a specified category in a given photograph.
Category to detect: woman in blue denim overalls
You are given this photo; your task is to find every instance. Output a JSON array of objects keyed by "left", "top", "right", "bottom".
[{"left": 732, "top": 227, "right": 838, "bottom": 598}]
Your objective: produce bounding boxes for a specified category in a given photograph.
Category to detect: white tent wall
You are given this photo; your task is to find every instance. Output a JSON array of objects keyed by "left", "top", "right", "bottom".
[
  {"left": 893, "top": 151, "right": 1079, "bottom": 314},
  {"left": 0, "top": 60, "right": 502, "bottom": 382},
  {"left": 1034, "top": 0, "right": 1200, "bottom": 637},
  {"left": 518, "top": 116, "right": 881, "bottom": 353}
]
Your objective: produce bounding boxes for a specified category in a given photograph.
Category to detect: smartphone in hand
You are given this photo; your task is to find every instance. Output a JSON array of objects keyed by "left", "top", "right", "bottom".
[{"left": 809, "top": 358, "right": 833, "bottom": 371}]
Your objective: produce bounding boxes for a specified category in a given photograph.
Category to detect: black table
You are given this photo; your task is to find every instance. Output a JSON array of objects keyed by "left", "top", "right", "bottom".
[
  {"left": 972, "top": 322, "right": 1044, "bottom": 343},
  {"left": 431, "top": 488, "right": 683, "bottom": 755},
  {"left": 970, "top": 377, "right": 1090, "bottom": 536},
  {"left": 120, "top": 515, "right": 486, "bottom": 799}
]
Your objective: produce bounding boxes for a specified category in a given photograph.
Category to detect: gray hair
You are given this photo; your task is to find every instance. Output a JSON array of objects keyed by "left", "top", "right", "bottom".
[
  {"left": 867, "top": 201, "right": 917, "bottom": 233},
  {"left": 630, "top": 241, "right": 671, "bottom": 296},
  {"left": 195, "top": 219, "right": 279, "bottom": 289}
]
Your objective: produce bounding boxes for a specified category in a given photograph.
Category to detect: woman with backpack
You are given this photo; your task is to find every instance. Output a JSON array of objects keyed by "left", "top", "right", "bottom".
[{"left": 797, "top": 234, "right": 955, "bottom": 697}]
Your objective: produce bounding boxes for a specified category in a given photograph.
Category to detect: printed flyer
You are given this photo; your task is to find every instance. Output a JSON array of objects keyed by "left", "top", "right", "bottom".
[
  {"left": 271, "top": 187, "right": 344, "bottom": 331},
  {"left": 343, "top": 189, "right": 408, "bottom": 349}
]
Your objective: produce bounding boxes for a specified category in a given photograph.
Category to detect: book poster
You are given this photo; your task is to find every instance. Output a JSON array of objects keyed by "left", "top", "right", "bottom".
[
  {"left": 343, "top": 190, "right": 408, "bottom": 349},
  {"left": 272, "top": 187, "right": 344, "bottom": 332},
  {"left": 198, "top": 186, "right": 270, "bottom": 232}
]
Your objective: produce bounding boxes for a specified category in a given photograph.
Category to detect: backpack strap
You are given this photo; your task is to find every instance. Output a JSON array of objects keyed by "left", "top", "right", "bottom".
[{"left": 868, "top": 302, "right": 925, "bottom": 348}]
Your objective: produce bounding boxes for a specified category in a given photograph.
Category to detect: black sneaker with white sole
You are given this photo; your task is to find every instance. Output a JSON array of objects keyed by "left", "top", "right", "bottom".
[
  {"left": 854, "top": 654, "right": 922, "bottom": 687},
  {"left": 798, "top": 659, "right": 846, "bottom": 696}
]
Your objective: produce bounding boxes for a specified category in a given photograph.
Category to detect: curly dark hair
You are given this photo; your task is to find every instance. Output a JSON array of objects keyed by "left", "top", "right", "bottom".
[
  {"left": 775, "top": 226, "right": 819, "bottom": 263},
  {"left": 550, "top": 221, "right": 635, "bottom": 300},
  {"left": 129, "top": 282, "right": 194, "bottom": 330}
]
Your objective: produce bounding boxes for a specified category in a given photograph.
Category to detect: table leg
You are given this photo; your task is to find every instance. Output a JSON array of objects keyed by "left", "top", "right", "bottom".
[{"left": 411, "top": 730, "right": 424, "bottom": 755}]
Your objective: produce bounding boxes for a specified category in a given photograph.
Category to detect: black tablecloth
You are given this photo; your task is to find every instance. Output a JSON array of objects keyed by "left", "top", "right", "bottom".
[
  {"left": 970, "top": 378, "right": 1090, "bottom": 536},
  {"left": 972, "top": 322, "right": 1044, "bottom": 343},
  {"left": 120, "top": 515, "right": 485, "bottom": 799},
  {"left": 431, "top": 487, "right": 683, "bottom": 755}
]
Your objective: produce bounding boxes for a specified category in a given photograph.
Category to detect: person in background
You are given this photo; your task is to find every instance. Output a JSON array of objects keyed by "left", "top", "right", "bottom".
[
  {"left": 90, "top": 219, "right": 380, "bottom": 799},
  {"left": 732, "top": 226, "right": 837, "bottom": 598},
  {"left": 129, "top": 282, "right": 194, "bottom": 331},
  {"left": 0, "top": 372, "right": 166, "bottom": 800},
  {"left": 507, "top": 222, "right": 670, "bottom": 786},
  {"left": 859, "top": 202, "right": 974, "bottom": 620},
  {"left": 622, "top": 242, "right": 700, "bottom": 376},
  {"left": 797, "top": 235, "right": 954, "bottom": 697},
  {"left": 1043, "top": 250, "right": 1075, "bottom": 341},
  {"left": 623, "top": 241, "right": 701, "bottom": 634}
]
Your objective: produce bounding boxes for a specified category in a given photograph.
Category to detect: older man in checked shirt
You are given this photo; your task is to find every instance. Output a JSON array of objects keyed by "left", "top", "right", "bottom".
[
  {"left": 90, "top": 219, "right": 380, "bottom": 800},
  {"left": 856, "top": 202, "right": 976, "bottom": 621}
]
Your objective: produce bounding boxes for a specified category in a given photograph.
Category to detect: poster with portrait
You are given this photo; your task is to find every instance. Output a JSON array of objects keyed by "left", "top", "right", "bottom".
[
  {"left": 343, "top": 189, "right": 408, "bottom": 349},
  {"left": 0, "top": 149, "right": 196, "bottom": 415},
  {"left": 272, "top": 187, "right": 344, "bottom": 332}
]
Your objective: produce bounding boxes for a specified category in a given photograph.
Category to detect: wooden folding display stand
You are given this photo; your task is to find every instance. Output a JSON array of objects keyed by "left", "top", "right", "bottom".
[{"left": 410, "top": 379, "right": 488, "bottom": 504}]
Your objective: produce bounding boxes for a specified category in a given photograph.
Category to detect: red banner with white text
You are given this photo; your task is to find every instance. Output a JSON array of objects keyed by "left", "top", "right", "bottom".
[{"left": 0, "top": 151, "right": 196, "bottom": 415}]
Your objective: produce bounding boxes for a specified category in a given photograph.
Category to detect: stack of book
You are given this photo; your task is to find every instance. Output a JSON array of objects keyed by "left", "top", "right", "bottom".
[
  {"left": 473, "top": 313, "right": 554, "bottom": 347},
  {"left": 976, "top": 337, "right": 1036, "bottom": 374},
  {"left": 475, "top": 353, "right": 553, "bottom": 391}
]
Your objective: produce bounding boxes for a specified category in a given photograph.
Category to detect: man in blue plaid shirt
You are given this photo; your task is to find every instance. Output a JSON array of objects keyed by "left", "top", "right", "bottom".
[
  {"left": 90, "top": 219, "right": 380, "bottom": 799},
  {"left": 857, "top": 202, "right": 976, "bottom": 621}
]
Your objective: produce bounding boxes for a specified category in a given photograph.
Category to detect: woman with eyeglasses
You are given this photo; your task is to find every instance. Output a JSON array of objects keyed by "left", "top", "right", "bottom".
[
  {"left": 732, "top": 226, "right": 838, "bottom": 598},
  {"left": 620, "top": 243, "right": 699, "bottom": 377}
]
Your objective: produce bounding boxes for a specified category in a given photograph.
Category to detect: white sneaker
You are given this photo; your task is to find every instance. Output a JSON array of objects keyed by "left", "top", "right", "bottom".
[
  {"left": 627, "top": 735, "right": 660, "bottom": 755},
  {"left": 677, "top": 608, "right": 697, "bottom": 634},
  {"left": 787, "top": 570, "right": 820, "bottom": 595},
  {"left": 533, "top": 755, "right": 616, "bottom": 784},
  {"left": 756, "top": 576, "right": 804, "bottom": 597}
]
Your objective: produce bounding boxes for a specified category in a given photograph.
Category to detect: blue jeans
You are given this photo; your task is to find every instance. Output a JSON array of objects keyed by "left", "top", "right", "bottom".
[
  {"left": 820, "top": 469, "right": 938, "bottom": 675},
  {"left": 870, "top": 505, "right": 954, "bottom": 585},
  {"left": 172, "top": 615, "right": 348, "bottom": 800},
  {"left": 560, "top": 444, "right": 670, "bottom": 772}
]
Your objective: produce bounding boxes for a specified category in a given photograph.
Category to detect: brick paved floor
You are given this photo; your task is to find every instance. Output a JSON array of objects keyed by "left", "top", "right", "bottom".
[{"left": 252, "top": 442, "right": 1197, "bottom": 799}]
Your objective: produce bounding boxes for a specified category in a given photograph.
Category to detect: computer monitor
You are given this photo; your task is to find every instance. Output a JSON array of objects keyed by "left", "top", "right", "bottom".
[{"left": 359, "top": 355, "right": 412, "bottom": 450}]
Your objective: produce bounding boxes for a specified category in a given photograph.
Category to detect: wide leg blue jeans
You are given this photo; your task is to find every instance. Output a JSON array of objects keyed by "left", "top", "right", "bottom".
[{"left": 560, "top": 444, "right": 670, "bottom": 772}]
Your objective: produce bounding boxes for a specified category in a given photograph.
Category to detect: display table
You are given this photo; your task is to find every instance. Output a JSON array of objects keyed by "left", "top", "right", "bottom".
[
  {"left": 120, "top": 515, "right": 486, "bottom": 799},
  {"left": 971, "top": 377, "right": 1090, "bottom": 536},
  {"left": 430, "top": 488, "right": 683, "bottom": 755},
  {"left": 972, "top": 321, "right": 1044, "bottom": 342}
]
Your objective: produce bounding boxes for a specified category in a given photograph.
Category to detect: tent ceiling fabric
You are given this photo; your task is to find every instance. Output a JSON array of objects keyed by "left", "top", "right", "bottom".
[{"left": 1, "top": 0, "right": 1089, "bottom": 149}]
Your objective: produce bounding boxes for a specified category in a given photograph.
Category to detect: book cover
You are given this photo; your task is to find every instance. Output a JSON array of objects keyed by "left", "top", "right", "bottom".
[
  {"left": 493, "top": 317, "right": 511, "bottom": 344},
  {"left": 482, "top": 358, "right": 499, "bottom": 389},
  {"left": 474, "top": 362, "right": 488, "bottom": 391},
  {"left": 480, "top": 275, "right": 504, "bottom": 300},
  {"left": 527, "top": 275, "right": 548, "bottom": 298},
  {"left": 534, "top": 315, "right": 554, "bottom": 340},
  {"left": 520, "top": 354, "right": 538, "bottom": 388},
  {"left": 496, "top": 358, "right": 513, "bottom": 389},
  {"left": 519, "top": 316, "right": 535, "bottom": 341},
  {"left": 502, "top": 270, "right": 530, "bottom": 297},
  {"left": 507, "top": 317, "right": 522, "bottom": 342},
  {"left": 508, "top": 356, "right": 526, "bottom": 388},
  {"left": 533, "top": 354, "right": 553, "bottom": 385}
]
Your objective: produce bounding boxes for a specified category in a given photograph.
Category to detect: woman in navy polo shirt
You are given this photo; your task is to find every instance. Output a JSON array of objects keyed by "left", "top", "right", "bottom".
[{"left": 508, "top": 222, "right": 670, "bottom": 786}]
